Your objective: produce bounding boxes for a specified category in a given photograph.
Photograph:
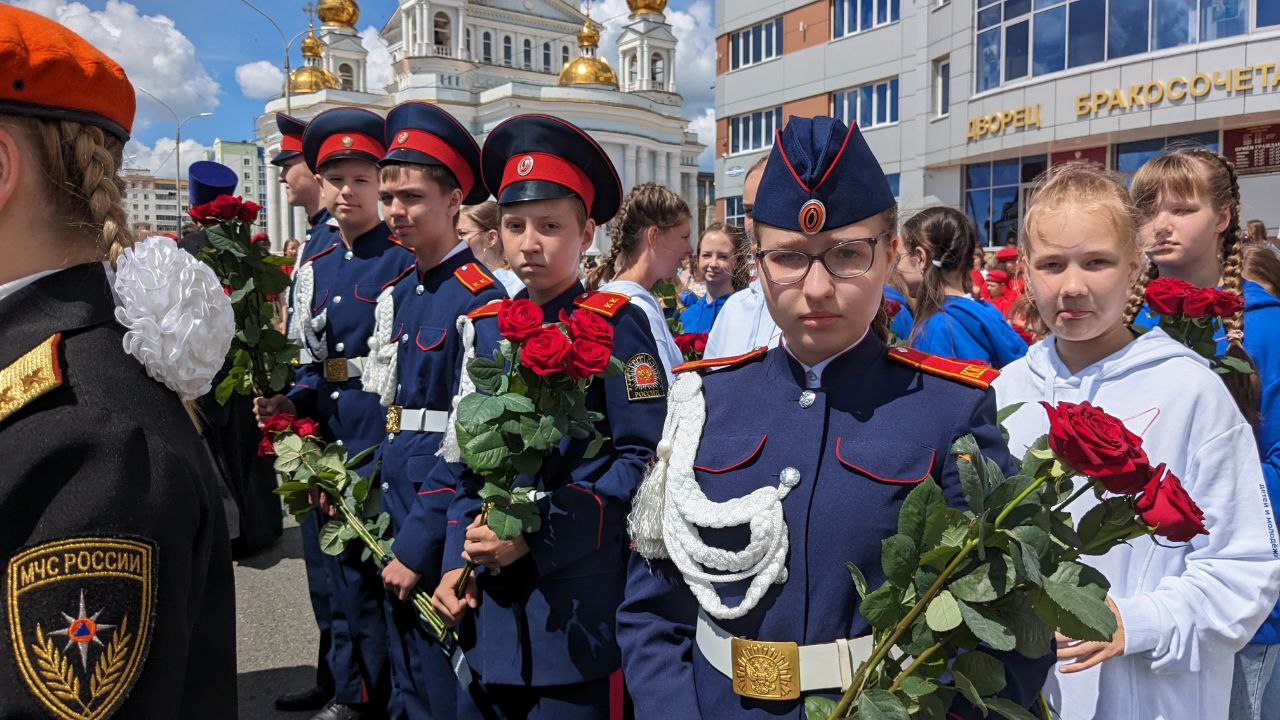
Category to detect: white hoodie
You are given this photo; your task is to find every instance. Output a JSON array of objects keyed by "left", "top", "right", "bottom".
[{"left": 994, "top": 327, "right": 1280, "bottom": 720}]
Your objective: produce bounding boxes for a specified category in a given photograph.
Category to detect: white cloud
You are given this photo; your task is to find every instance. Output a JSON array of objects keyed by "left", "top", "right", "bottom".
[
  {"left": 688, "top": 107, "right": 715, "bottom": 171},
  {"left": 13, "top": 0, "right": 220, "bottom": 130},
  {"left": 122, "top": 136, "right": 211, "bottom": 179},
  {"left": 236, "top": 60, "right": 285, "bottom": 100},
  {"left": 360, "top": 25, "right": 395, "bottom": 92}
]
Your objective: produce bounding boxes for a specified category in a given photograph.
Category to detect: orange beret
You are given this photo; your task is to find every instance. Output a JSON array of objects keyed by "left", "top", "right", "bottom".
[{"left": 0, "top": 4, "right": 135, "bottom": 140}]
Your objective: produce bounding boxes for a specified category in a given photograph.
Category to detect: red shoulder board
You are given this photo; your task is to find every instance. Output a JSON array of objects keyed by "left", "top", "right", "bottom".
[
  {"left": 673, "top": 346, "right": 768, "bottom": 374},
  {"left": 573, "top": 291, "right": 629, "bottom": 318},
  {"left": 454, "top": 263, "right": 496, "bottom": 294},
  {"left": 467, "top": 299, "right": 504, "bottom": 320},
  {"left": 886, "top": 346, "right": 999, "bottom": 389}
]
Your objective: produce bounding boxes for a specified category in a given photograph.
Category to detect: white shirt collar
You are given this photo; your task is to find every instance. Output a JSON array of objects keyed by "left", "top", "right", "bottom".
[
  {"left": 0, "top": 268, "right": 62, "bottom": 305},
  {"left": 784, "top": 326, "right": 870, "bottom": 389},
  {"left": 418, "top": 241, "right": 468, "bottom": 273}
]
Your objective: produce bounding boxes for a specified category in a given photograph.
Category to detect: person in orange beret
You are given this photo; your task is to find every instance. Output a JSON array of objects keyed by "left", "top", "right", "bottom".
[{"left": 0, "top": 6, "right": 237, "bottom": 718}]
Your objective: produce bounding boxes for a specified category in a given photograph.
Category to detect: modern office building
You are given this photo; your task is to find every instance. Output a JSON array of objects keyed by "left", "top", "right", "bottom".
[
  {"left": 203, "top": 139, "right": 270, "bottom": 236},
  {"left": 122, "top": 172, "right": 189, "bottom": 235},
  {"left": 716, "top": 0, "right": 1280, "bottom": 243}
]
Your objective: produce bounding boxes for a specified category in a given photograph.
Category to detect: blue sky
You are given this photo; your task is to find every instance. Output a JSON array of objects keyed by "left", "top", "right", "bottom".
[{"left": 15, "top": 0, "right": 716, "bottom": 175}]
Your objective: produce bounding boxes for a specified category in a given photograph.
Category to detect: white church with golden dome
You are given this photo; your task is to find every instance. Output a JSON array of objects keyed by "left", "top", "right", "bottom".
[{"left": 257, "top": 0, "right": 704, "bottom": 253}]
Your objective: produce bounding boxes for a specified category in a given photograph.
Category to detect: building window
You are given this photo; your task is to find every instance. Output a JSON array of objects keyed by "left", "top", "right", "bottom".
[
  {"left": 243, "top": 157, "right": 252, "bottom": 166},
  {"left": 886, "top": 173, "right": 901, "bottom": 197},
  {"left": 543, "top": 41, "right": 552, "bottom": 70},
  {"left": 465, "top": 28, "right": 472, "bottom": 57},
  {"left": 628, "top": 55, "right": 638, "bottom": 84},
  {"left": 651, "top": 53, "right": 665, "bottom": 86},
  {"left": 1113, "top": 130, "right": 1219, "bottom": 181},
  {"left": 522, "top": 39, "right": 532, "bottom": 69},
  {"left": 562, "top": 45, "right": 571, "bottom": 66},
  {"left": 729, "top": 16, "right": 783, "bottom": 70},
  {"left": 933, "top": 58, "right": 950, "bottom": 117},
  {"left": 1262, "top": 0, "right": 1280, "bottom": 26},
  {"left": 977, "top": 0, "right": 1250, "bottom": 93},
  {"left": 483, "top": 31, "right": 492, "bottom": 62},
  {"left": 434, "top": 12, "right": 451, "bottom": 47},
  {"left": 729, "top": 107, "right": 783, "bottom": 155},
  {"left": 964, "top": 155, "right": 1049, "bottom": 247},
  {"left": 832, "top": 78, "right": 899, "bottom": 129},
  {"left": 725, "top": 195, "right": 745, "bottom": 227},
  {"left": 503, "top": 36, "right": 512, "bottom": 66},
  {"left": 833, "top": 0, "right": 900, "bottom": 38},
  {"left": 338, "top": 63, "right": 354, "bottom": 90}
]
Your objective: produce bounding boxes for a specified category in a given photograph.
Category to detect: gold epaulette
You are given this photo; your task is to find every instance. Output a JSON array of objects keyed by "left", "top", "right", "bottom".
[
  {"left": 886, "top": 346, "right": 999, "bottom": 389},
  {"left": 673, "top": 346, "right": 768, "bottom": 374},
  {"left": 0, "top": 333, "right": 62, "bottom": 424}
]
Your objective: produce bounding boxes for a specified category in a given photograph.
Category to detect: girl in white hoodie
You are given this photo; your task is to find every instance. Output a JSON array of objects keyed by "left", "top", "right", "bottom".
[{"left": 993, "top": 162, "right": 1280, "bottom": 720}]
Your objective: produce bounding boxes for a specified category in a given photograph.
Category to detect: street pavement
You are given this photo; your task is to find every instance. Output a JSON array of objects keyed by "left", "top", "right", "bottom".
[{"left": 235, "top": 517, "right": 319, "bottom": 719}]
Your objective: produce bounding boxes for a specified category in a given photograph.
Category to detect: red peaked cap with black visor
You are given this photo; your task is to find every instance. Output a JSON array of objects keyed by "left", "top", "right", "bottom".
[
  {"left": 754, "top": 115, "right": 895, "bottom": 236},
  {"left": 380, "top": 101, "right": 488, "bottom": 205},
  {"left": 0, "top": 4, "right": 136, "bottom": 141},
  {"left": 480, "top": 114, "right": 621, "bottom": 225},
  {"left": 271, "top": 113, "right": 308, "bottom": 166},
  {"left": 301, "top": 107, "right": 386, "bottom": 173}
]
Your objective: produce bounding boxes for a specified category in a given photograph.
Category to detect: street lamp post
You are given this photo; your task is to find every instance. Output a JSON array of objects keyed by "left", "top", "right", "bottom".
[
  {"left": 137, "top": 87, "right": 212, "bottom": 232},
  {"left": 240, "top": 0, "right": 311, "bottom": 116}
]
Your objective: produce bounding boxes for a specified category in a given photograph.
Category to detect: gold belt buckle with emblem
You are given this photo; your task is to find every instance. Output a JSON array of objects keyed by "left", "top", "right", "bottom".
[
  {"left": 731, "top": 636, "right": 800, "bottom": 701},
  {"left": 325, "top": 358, "right": 349, "bottom": 383},
  {"left": 386, "top": 405, "right": 403, "bottom": 434}
]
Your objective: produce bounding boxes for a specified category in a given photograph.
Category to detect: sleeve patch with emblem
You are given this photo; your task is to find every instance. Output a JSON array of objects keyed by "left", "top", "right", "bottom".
[
  {"left": 0, "top": 333, "right": 63, "bottom": 425},
  {"left": 6, "top": 536, "right": 157, "bottom": 720},
  {"left": 624, "top": 353, "right": 665, "bottom": 401}
]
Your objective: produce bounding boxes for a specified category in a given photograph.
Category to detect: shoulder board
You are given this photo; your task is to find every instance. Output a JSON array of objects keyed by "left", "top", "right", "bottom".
[
  {"left": 886, "top": 346, "right": 999, "bottom": 389},
  {"left": 573, "top": 290, "right": 630, "bottom": 318},
  {"left": 0, "top": 333, "right": 63, "bottom": 425},
  {"left": 467, "top": 299, "right": 505, "bottom": 320},
  {"left": 382, "top": 263, "right": 417, "bottom": 290},
  {"left": 673, "top": 346, "right": 768, "bottom": 374},
  {"left": 454, "top": 263, "right": 496, "bottom": 294},
  {"left": 301, "top": 242, "right": 338, "bottom": 265}
]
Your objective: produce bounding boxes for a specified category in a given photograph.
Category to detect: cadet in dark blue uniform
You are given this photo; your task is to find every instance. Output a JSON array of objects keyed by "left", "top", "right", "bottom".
[
  {"left": 616, "top": 116, "right": 1052, "bottom": 719},
  {"left": 257, "top": 107, "right": 412, "bottom": 720},
  {"left": 270, "top": 111, "right": 348, "bottom": 714},
  {"left": 361, "top": 101, "right": 507, "bottom": 719},
  {"left": 430, "top": 114, "right": 669, "bottom": 720}
]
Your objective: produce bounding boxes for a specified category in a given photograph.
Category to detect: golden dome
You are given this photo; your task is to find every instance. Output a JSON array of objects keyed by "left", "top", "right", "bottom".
[
  {"left": 577, "top": 18, "right": 600, "bottom": 48},
  {"left": 627, "top": 0, "right": 667, "bottom": 15},
  {"left": 316, "top": 0, "right": 359, "bottom": 28},
  {"left": 558, "top": 57, "right": 618, "bottom": 88},
  {"left": 300, "top": 29, "right": 323, "bottom": 58},
  {"left": 288, "top": 64, "right": 341, "bottom": 94}
]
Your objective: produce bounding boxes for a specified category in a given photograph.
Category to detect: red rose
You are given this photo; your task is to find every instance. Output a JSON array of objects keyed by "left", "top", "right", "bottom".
[
  {"left": 1181, "top": 288, "right": 1217, "bottom": 318},
  {"left": 221, "top": 284, "right": 233, "bottom": 297},
  {"left": 674, "top": 333, "right": 697, "bottom": 354},
  {"left": 256, "top": 435, "right": 276, "bottom": 458},
  {"left": 210, "top": 194, "right": 242, "bottom": 221},
  {"left": 1136, "top": 464, "right": 1208, "bottom": 542},
  {"left": 561, "top": 308, "right": 615, "bottom": 349},
  {"left": 239, "top": 200, "right": 262, "bottom": 223},
  {"left": 1144, "top": 277, "right": 1197, "bottom": 316},
  {"left": 498, "top": 298, "right": 545, "bottom": 343},
  {"left": 291, "top": 417, "right": 321, "bottom": 437},
  {"left": 262, "top": 413, "right": 296, "bottom": 434},
  {"left": 519, "top": 325, "right": 572, "bottom": 376},
  {"left": 1211, "top": 289, "right": 1244, "bottom": 318},
  {"left": 884, "top": 299, "right": 902, "bottom": 317},
  {"left": 692, "top": 333, "right": 708, "bottom": 353},
  {"left": 189, "top": 201, "right": 216, "bottom": 224},
  {"left": 567, "top": 339, "right": 611, "bottom": 380},
  {"left": 1041, "top": 401, "right": 1151, "bottom": 494}
]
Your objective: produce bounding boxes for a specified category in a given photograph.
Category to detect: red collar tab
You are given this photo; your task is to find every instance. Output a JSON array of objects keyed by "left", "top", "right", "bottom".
[
  {"left": 673, "top": 346, "right": 768, "bottom": 374},
  {"left": 302, "top": 242, "right": 338, "bottom": 265},
  {"left": 467, "top": 299, "right": 504, "bottom": 319},
  {"left": 501, "top": 152, "right": 594, "bottom": 216},
  {"left": 886, "top": 346, "right": 999, "bottom": 389},
  {"left": 454, "top": 263, "right": 496, "bottom": 294},
  {"left": 390, "top": 128, "right": 476, "bottom": 198},
  {"left": 382, "top": 263, "right": 417, "bottom": 290},
  {"left": 317, "top": 131, "right": 385, "bottom": 167},
  {"left": 572, "top": 290, "right": 628, "bottom": 318}
]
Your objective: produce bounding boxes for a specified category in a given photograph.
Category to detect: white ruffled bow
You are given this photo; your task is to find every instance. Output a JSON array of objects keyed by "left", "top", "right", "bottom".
[{"left": 111, "top": 236, "right": 234, "bottom": 401}]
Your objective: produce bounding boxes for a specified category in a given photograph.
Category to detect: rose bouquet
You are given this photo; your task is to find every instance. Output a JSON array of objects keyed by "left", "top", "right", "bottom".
[
  {"left": 265, "top": 413, "right": 457, "bottom": 648},
  {"left": 674, "top": 332, "right": 709, "bottom": 362},
  {"left": 451, "top": 298, "right": 624, "bottom": 591},
  {"left": 1143, "top": 277, "right": 1252, "bottom": 377},
  {"left": 188, "top": 196, "right": 299, "bottom": 403},
  {"left": 811, "top": 401, "right": 1207, "bottom": 720}
]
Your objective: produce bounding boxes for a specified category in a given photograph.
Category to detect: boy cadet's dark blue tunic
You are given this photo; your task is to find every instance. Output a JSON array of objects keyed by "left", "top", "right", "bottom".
[
  {"left": 443, "top": 281, "right": 669, "bottom": 689},
  {"left": 617, "top": 341, "right": 1053, "bottom": 719}
]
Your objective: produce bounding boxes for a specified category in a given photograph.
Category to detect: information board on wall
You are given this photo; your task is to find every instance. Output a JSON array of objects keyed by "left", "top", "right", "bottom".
[{"left": 1224, "top": 125, "right": 1280, "bottom": 176}]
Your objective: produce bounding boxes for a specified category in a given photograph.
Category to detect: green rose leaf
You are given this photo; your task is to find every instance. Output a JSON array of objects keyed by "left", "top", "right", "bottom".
[
  {"left": 499, "top": 392, "right": 536, "bottom": 414},
  {"left": 919, "top": 507, "right": 972, "bottom": 569},
  {"left": 925, "top": 589, "right": 962, "bottom": 632},
  {"left": 486, "top": 499, "right": 541, "bottom": 539},
  {"left": 950, "top": 669, "right": 987, "bottom": 712},
  {"left": 1043, "top": 562, "right": 1116, "bottom": 641},
  {"left": 956, "top": 599, "right": 1016, "bottom": 651},
  {"left": 985, "top": 697, "right": 1042, "bottom": 720},
  {"left": 950, "top": 556, "right": 1016, "bottom": 604},
  {"left": 802, "top": 696, "right": 837, "bottom": 720},
  {"left": 952, "top": 650, "right": 1006, "bottom": 697},
  {"left": 898, "top": 675, "right": 938, "bottom": 701},
  {"left": 846, "top": 561, "right": 868, "bottom": 597},
  {"left": 1076, "top": 496, "right": 1141, "bottom": 556},
  {"left": 511, "top": 450, "right": 543, "bottom": 477},
  {"left": 898, "top": 477, "right": 944, "bottom": 544},
  {"left": 318, "top": 521, "right": 346, "bottom": 555},
  {"left": 463, "top": 430, "right": 508, "bottom": 471},
  {"left": 857, "top": 689, "right": 910, "bottom": 720},
  {"left": 881, "top": 534, "right": 919, "bottom": 588},
  {"left": 860, "top": 583, "right": 907, "bottom": 630}
]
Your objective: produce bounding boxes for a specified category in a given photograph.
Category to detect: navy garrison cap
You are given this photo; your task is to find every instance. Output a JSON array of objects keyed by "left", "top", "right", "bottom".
[
  {"left": 755, "top": 115, "right": 895, "bottom": 235},
  {"left": 381, "top": 101, "right": 487, "bottom": 205},
  {"left": 480, "top": 114, "right": 621, "bottom": 225},
  {"left": 302, "top": 107, "right": 386, "bottom": 172},
  {"left": 271, "top": 113, "right": 307, "bottom": 166},
  {"left": 188, "top": 160, "right": 237, "bottom": 206}
]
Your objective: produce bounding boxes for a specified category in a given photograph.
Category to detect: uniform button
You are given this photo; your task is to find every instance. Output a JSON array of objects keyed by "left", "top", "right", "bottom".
[
  {"left": 416, "top": 285, "right": 425, "bottom": 295},
  {"left": 806, "top": 370, "right": 818, "bottom": 384},
  {"left": 396, "top": 383, "right": 402, "bottom": 392},
  {"left": 336, "top": 439, "right": 344, "bottom": 447},
  {"left": 779, "top": 467, "right": 801, "bottom": 488},
  {"left": 345, "top": 251, "right": 354, "bottom": 260},
  {"left": 387, "top": 434, "right": 395, "bottom": 444},
  {"left": 799, "top": 390, "right": 816, "bottom": 409},
  {"left": 333, "top": 295, "right": 343, "bottom": 304},
  {"left": 330, "top": 390, "right": 340, "bottom": 400},
  {"left": 381, "top": 482, "right": 390, "bottom": 492},
  {"left": 335, "top": 342, "right": 345, "bottom": 352},
  {"left": 401, "top": 334, "right": 409, "bottom": 343}
]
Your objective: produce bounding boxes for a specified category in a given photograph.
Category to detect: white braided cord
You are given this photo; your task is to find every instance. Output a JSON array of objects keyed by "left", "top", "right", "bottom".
[
  {"left": 363, "top": 286, "right": 399, "bottom": 407},
  {"left": 288, "top": 262, "right": 328, "bottom": 362},
  {"left": 437, "top": 313, "right": 477, "bottom": 462}
]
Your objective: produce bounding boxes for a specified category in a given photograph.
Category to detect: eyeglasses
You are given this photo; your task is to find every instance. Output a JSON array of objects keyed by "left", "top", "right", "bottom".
[{"left": 755, "top": 233, "right": 886, "bottom": 285}]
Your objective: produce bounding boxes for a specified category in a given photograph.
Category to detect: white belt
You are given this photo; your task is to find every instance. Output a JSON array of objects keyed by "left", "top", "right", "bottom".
[
  {"left": 386, "top": 406, "right": 449, "bottom": 434},
  {"left": 695, "top": 610, "right": 876, "bottom": 699}
]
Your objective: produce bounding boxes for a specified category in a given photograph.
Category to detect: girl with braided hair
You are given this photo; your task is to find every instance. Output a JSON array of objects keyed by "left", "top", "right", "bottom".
[
  {"left": 585, "top": 182, "right": 692, "bottom": 382},
  {"left": 0, "top": 6, "right": 236, "bottom": 717},
  {"left": 898, "top": 206, "right": 1026, "bottom": 367},
  {"left": 1127, "top": 148, "right": 1280, "bottom": 720}
]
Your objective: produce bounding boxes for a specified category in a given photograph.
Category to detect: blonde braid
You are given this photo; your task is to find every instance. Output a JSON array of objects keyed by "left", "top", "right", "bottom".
[
  {"left": 1123, "top": 261, "right": 1159, "bottom": 327},
  {"left": 69, "top": 124, "right": 132, "bottom": 263}
]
